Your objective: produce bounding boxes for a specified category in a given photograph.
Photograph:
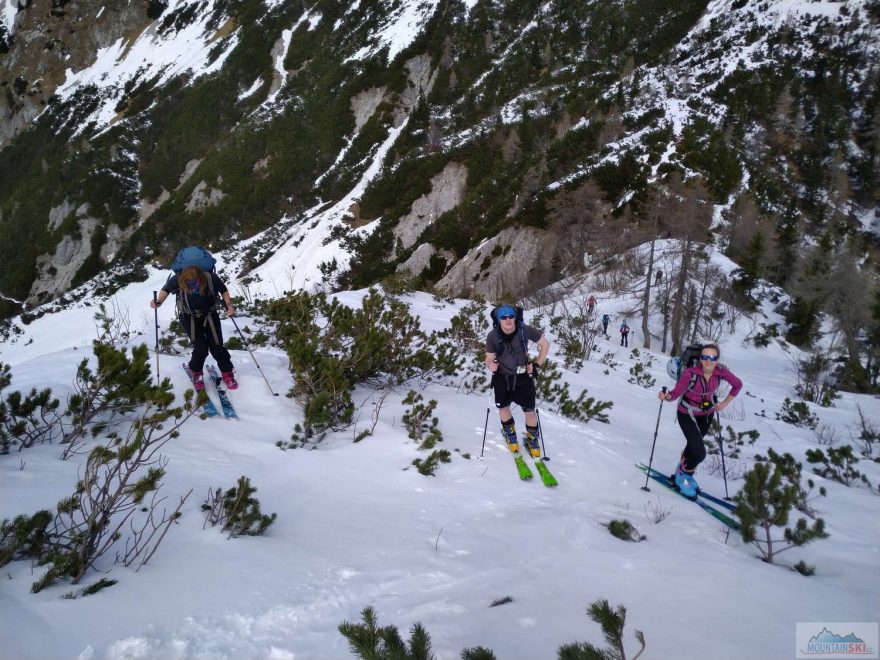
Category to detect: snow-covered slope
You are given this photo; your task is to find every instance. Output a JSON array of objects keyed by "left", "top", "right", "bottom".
[{"left": 1, "top": 251, "right": 878, "bottom": 659}]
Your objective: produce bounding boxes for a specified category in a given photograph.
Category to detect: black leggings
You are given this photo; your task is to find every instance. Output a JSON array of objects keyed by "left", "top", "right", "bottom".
[
  {"left": 182, "top": 312, "right": 233, "bottom": 373},
  {"left": 677, "top": 410, "right": 713, "bottom": 472}
]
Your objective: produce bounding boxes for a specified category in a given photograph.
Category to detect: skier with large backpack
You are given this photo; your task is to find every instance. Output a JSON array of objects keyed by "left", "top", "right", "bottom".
[
  {"left": 150, "top": 247, "right": 238, "bottom": 390},
  {"left": 485, "top": 304, "right": 550, "bottom": 458},
  {"left": 657, "top": 343, "right": 742, "bottom": 497},
  {"left": 619, "top": 320, "right": 630, "bottom": 347}
]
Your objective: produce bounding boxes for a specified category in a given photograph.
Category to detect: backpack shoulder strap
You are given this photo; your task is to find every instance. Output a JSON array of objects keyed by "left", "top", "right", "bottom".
[{"left": 492, "top": 329, "right": 503, "bottom": 355}]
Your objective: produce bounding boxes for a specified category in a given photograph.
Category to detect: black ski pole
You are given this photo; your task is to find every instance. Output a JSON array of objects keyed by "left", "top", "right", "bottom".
[
  {"left": 480, "top": 407, "right": 490, "bottom": 458},
  {"left": 152, "top": 291, "right": 160, "bottom": 384},
  {"left": 536, "top": 408, "right": 549, "bottom": 461},
  {"left": 715, "top": 418, "right": 731, "bottom": 500},
  {"left": 230, "top": 316, "right": 279, "bottom": 396},
  {"left": 642, "top": 387, "right": 667, "bottom": 491}
]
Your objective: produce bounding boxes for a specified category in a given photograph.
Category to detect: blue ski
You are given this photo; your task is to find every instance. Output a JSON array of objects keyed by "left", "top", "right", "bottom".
[
  {"left": 636, "top": 463, "right": 735, "bottom": 511},
  {"left": 206, "top": 365, "right": 238, "bottom": 420},
  {"left": 636, "top": 463, "right": 739, "bottom": 530},
  {"left": 182, "top": 363, "right": 220, "bottom": 418}
]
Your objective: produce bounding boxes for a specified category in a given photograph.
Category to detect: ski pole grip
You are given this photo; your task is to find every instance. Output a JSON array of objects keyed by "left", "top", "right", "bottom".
[
  {"left": 152, "top": 290, "right": 158, "bottom": 304},
  {"left": 661, "top": 386, "right": 667, "bottom": 393}
]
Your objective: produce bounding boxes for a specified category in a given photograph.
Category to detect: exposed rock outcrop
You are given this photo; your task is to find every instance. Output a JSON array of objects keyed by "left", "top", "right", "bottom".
[
  {"left": 436, "top": 226, "right": 560, "bottom": 301},
  {"left": 393, "top": 161, "right": 467, "bottom": 251},
  {"left": 0, "top": 1, "right": 152, "bottom": 149}
]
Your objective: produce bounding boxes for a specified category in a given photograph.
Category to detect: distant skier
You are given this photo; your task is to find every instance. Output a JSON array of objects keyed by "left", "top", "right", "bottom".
[
  {"left": 657, "top": 343, "right": 742, "bottom": 498},
  {"left": 586, "top": 295, "right": 597, "bottom": 315},
  {"left": 619, "top": 320, "right": 630, "bottom": 347},
  {"left": 485, "top": 304, "right": 550, "bottom": 458},
  {"left": 601, "top": 313, "right": 610, "bottom": 337}
]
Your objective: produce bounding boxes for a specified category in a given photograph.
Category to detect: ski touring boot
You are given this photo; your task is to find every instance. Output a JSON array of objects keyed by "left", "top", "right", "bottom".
[
  {"left": 501, "top": 420, "right": 519, "bottom": 453},
  {"left": 221, "top": 371, "right": 238, "bottom": 390},
  {"left": 191, "top": 370, "right": 205, "bottom": 392},
  {"left": 524, "top": 429, "right": 541, "bottom": 458},
  {"left": 674, "top": 461, "right": 698, "bottom": 499}
]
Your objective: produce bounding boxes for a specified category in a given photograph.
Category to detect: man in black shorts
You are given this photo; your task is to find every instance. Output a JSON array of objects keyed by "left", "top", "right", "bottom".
[{"left": 485, "top": 305, "right": 550, "bottom": 457}]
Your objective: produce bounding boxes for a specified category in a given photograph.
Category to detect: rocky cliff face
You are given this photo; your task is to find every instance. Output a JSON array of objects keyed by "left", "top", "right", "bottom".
[
  {"left": 0, "top": 0, "right": 876, "bottom": 319},
  {"left": 1, "top": 0, "right": 152, "bottom": 149}
]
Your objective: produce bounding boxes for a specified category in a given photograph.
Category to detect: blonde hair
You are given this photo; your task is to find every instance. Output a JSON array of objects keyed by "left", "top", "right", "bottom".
[{"left": 178, "top": 266, "right": 207, "bottom": 294}]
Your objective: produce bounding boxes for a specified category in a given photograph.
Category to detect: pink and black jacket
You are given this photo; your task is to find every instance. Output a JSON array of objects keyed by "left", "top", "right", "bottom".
[{"left": 667, "top": 364, "right": 742, "bottom": 417}]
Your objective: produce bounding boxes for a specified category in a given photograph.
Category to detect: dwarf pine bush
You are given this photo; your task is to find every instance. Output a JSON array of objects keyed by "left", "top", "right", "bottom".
[
  {"left": 762, "top": 448, "right": 827, "bottom": 518},
  {"left": 435, "top": 301, "right": 490, "bottom": 393},
  {"left": 339, "top": 598, "right": 646, "bottom": 659},
  {"left": 805, "top": 445, "right": 871, "bottom": 489},
  {"left": 412, "top": 450, "right": 452, "bottom": 476},
  {"left": 0, "top": 362, "right": 62, "bottom": 452},
  {"left": 63, "top": 305, "right": 175, "bottom": 449},
  {"left": 402, "top": 390, "right": 443, "bottom": 449},
  {"left": 31, "top": 393, "right": 196, "bottom": 592},
  {"left": 202, "top": 476, "right": 277, "bottom": 538},
  {"left": 776, "top": 397, "right": 819, "bottom": 429},
  {"left": 267, "top": 289, "right": 457, "bottom": 440},
  {"left": 734, "top": 455, "right": 829, "bottom": 565},
  {"left": 534, "top": 360, "right": 613, "bottom": 424},
  {"left": 627, "top": 360, "right": 656, "bottom": 389},
  {"left": 606, "top": 519, "right": 646, "bottom": 542},
  {"left": 338, "top": 606, "right": 435, "bottom": 660},
  {"left": 0, "top": 511, "right": 53, "bottom": 567},
  {"left": 558, "top": 598, "right": 646, "bottom": 660}
]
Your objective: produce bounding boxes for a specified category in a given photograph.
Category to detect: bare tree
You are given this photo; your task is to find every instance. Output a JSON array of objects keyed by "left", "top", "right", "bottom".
[
  {"left": 665, "top": 177, "right": 712, "bottom": 354},
  {"left": 641, "top": 238, "right": 656, "bottom": 350}
]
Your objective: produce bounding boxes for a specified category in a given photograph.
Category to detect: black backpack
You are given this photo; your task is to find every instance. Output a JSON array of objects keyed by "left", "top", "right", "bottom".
[
  {"left": 666, "top": 342, "right": 704, "bottom": 382},
  {"left": 489, "top": 305, "right": 528, "bottom": 356}
]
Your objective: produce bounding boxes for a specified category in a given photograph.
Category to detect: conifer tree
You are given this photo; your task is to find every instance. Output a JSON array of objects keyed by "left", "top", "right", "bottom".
[
  {"left": 338, "top": 606, "right": 435, "bottom": 660},
  {"left": 558, "top": 599, "right": 645, "bottom": 660},
  {"left": 734, "top": 456, "right": 828, "bottom": 564}
]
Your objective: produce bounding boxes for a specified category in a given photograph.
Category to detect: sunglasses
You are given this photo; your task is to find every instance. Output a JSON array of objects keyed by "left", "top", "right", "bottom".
[
  {"left": 700, "top": 354, "right": 719, "bottom": 361},
  {"left": 499, "top": 314, "right": 516, "bottom": 320}
]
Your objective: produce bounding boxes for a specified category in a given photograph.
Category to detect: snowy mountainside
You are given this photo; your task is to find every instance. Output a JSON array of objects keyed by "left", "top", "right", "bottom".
[
  {"left": 0, "top": 245, "right": 878, "bottom": 659},
  {"left": 0, "top": 0, "right": 877, "bottom": 323}
]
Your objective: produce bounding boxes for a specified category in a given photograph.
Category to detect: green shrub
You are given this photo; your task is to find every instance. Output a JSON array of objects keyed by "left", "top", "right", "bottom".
[
  {"left": 402, "top": 391, "right": 443, "bottom": 450},
  {"left": 0, "top": 511, "right": 53, "bottom": 567},
  {"left": 734, "top": 456, "right": 828, "bottom": 564},
  {"left": 805, "top": 445, "right": 869, "bottom": 488},
  {"left": 606, "top": 519, "right": 645, "bottom": 542},
  {"left": 558, "top": 599, "right": 646, "bottom": 660},
  {"left": 793, "top": 561, "right": 815, "bottom": 577},
  {"left": 412, "top": 449, "right": 452, "bottom": 476},
  {"left": 776, "top": 398, "right": 819, "bottom": 429},
  {"left": 266, "top": 289, "right": 457, "bottom": 440},
  {"left": 202, "top": 476, "right": 277, "bottom": 538},
  {"left": 535, "top": 360, "right": 613, "bottom": 423},
  {"left": 338, "top": 606, "right": 435, "bottom": 660}
]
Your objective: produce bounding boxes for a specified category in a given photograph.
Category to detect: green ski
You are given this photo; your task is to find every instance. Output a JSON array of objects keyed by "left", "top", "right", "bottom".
[
  {"left": 533, "top": 460, "right": 558, "bottom": 487},
  {"left": 514, "top": 453, "right": 533, "bottom": 480}
]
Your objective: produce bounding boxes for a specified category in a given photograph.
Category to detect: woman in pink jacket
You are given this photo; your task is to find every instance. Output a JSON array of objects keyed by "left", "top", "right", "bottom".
[{"left": 657, "top": 343, "right": 742, "bottom": 497}]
